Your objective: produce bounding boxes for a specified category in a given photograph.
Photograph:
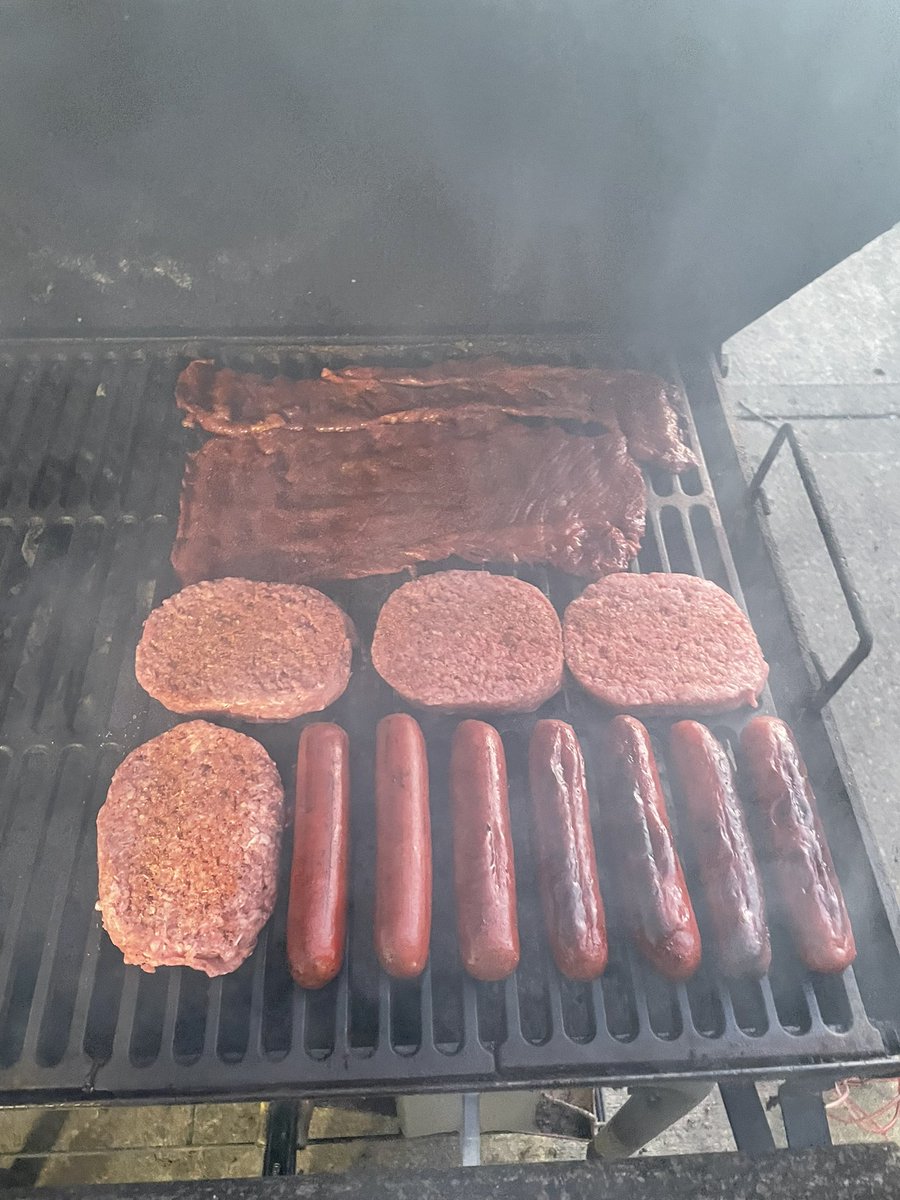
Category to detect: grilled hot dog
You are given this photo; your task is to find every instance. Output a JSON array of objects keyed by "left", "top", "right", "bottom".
[
  {"left": 287, "top": 723, "right": 351, "bottom": 989},
  {"left": 374, "top": 714, "right": 432, "bottom": 979},
  {"left": 740, "top": 716, "right": 855, "bottom": 974},
  {"left": 669, "top": 721, "right": 771, "bottom": 978},
  {"left": 450, "top": 721, "right": 520, "bottom": 981},
  {"left": 602, "top": 716, "right": 701, "bottom": 981},
  {"left": 528, "top": 720, "right": 607, "bottom": 981}
]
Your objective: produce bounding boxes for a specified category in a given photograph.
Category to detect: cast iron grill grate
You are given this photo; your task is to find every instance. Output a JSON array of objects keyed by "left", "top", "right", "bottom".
[{"left": 0, "top": 338, "right": 896, "bottom": 1105}]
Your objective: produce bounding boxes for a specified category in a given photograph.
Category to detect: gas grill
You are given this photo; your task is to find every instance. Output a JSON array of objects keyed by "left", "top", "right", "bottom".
[{"left": 3, "top": 0, "right": 900, "bottom": 1191}]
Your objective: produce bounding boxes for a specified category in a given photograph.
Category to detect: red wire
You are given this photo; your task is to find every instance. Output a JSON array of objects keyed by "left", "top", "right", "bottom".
[{"left": 825, "top": 1078, "right": 900, "bottom": 1137}]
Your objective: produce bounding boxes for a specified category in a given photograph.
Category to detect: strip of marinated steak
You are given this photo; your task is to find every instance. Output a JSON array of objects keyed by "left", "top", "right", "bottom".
[
  {"left": 176, "top": 356, "right": 694, "bottom": 472},
  {"left": 97, "top": 721, "right": 283, "bottom": 977},
  {"left": 171, "top": 410, "right": 646, "bottom": 585}
]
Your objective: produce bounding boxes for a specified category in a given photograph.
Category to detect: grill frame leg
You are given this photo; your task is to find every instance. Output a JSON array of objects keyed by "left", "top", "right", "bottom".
[
  {"left": 262, "top": 1099, "right": 313, "bottom": 1176},
  {"left": 779, "top": 1086, "right": 833, "bottom": 1150},
  {"left": 720, "top": 1082, "right": 777, "bottom": 1156}
]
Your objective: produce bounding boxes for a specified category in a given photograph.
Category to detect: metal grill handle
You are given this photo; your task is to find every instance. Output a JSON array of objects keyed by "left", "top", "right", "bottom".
[{"left": 748, "top": 422, "right": 873, "bottom": 710}]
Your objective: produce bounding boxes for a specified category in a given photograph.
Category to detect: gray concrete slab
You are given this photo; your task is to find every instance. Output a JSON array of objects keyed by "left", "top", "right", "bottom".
[
  {"left": 726, "top": 223, "right": 900, "bottom": 385},
  {"left": 724, "top": 219, "right": 900, "bottom": 900},
  {"left": 726, "top": 383, "right": 900, "bottom": 420}
]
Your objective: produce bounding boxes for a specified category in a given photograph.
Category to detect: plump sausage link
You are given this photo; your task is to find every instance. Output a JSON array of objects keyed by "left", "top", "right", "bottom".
[
  {"left": 287, "top": 723, "right": 351, "bottom": 989},
  {"left": 374, "top": 714, "right": 432, "bottom": 979},
  {"left": 669, "top": 721, "right": 770, "bottom": 979},
  {"left": 740, "top": 716, "right": 855, "bottom": 974},
  {"left": 450, "top": 721, "right": 520, "bottom": 981},
  {"left": 602, "top": 716, "right": 701, "bottom": 982},
  {"left": 528, "top": 720, "right": 608, "bottom": 981}
]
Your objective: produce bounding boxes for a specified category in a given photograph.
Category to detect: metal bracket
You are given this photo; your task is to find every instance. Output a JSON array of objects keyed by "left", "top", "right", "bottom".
[{"left": 748, "top": 421, "right": 873, "bottom": 709}]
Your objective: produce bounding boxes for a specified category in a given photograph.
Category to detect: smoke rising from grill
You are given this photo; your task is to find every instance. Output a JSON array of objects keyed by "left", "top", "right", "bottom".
[{"left": 0, "top": 2, "right": 897, "bottom": 344}]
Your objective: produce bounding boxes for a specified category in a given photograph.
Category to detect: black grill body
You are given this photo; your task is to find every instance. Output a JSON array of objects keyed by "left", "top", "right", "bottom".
[{"left": 0, "top": 336, "right": 897, "bottom": 1106}]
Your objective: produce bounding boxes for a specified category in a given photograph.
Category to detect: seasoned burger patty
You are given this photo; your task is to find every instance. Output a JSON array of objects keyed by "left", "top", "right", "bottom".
[
  {"left": 563, "top": 573, "right": 768, "bottom": 715},
  {"left": 135, "top": 578, "right": 354, "bottom": 721},
  {"left": 97, "top": 722, "right": 284, "bottom": 977},
  {"left": 371, "top": 571, "right": 564, "bottom": 712}
]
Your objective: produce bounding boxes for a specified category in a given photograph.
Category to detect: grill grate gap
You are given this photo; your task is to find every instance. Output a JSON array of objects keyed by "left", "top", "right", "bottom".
[
  {"left": 659, "top": 506, "right": 696, "bottom": 575},
  {"left": 82, "top": 935, "right": 127, "bottom": 1066},
  {"left": 172, "top": 971, "right": 209, "bottom": 1065},
  {"left": 129, "top": 971, "right": 169, "bottom": 1067},
  {"left": 216, "top": 958, "right": 255, "bottom": 1063},
  {"left": 689, "top": 505, "right": 732, "bottom": 592}
]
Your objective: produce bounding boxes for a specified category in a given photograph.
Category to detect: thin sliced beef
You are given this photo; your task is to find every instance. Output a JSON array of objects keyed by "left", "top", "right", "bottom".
[
  {"left": 171, "top": 410, "right": 646, "bottom": 585},
  {"left": 176, "top": 356, "right": 694, "bottom": 472}
]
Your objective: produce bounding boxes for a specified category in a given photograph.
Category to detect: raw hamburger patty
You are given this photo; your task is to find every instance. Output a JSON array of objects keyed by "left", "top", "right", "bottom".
[
  {"left": 135, "top": 578, "right": 354, "bottom": 721},
  {"left": 371, "top": 571, "right": 563, "bottom": 712},
  {"left": 97, "top": 721, "right": 284, "bottom": 977},
  {"left": 563, "top": 573, "right": 768, "bottom": 715}
]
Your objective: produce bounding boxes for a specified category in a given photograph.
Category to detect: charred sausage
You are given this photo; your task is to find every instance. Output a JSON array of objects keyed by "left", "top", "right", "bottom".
[
  {"left": 287, "top": 722, "right": 351, "bottom": 989},
  {"left": 450, "top": 721, "right": 520, "bottom": 981},
  {"left": 374, "top": 714, "right": 432, "bottom": 979},
  {"left": 740, "top": 716, "right": 855, "bottom": 974},
  {"left": 602, "top": 716, "right": 701, "bottom": 981},
  {"left": 528, "top": 720, "right": 608, "bottom": 980},
  {"left": 669, "top": 721, "right": 771, "bottom": 978}
]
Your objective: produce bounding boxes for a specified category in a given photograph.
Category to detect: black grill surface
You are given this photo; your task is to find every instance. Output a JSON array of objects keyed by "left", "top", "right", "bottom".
[{"left": 0, "top": 337, "right": 898, "bottom": 1105}]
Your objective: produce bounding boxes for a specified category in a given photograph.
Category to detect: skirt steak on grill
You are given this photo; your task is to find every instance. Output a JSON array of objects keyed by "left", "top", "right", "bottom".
[
  {"left": 171, "top": 410, "right": 646, "bottom": 585},
  {"left": 176, "top": 356, "right": 695, "bottom": 473}
]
